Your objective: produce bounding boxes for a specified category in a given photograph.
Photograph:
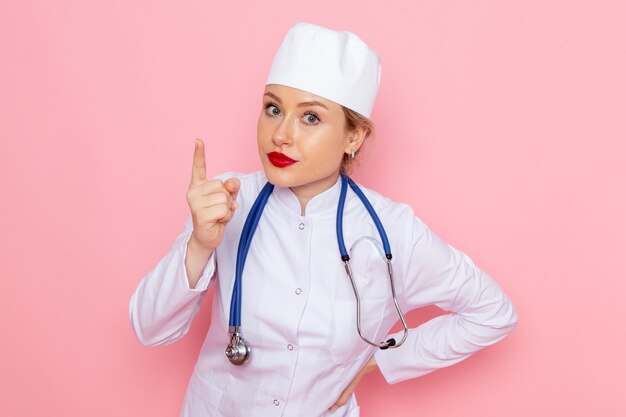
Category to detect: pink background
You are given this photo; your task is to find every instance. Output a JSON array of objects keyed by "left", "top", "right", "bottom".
[{"left": 1, "top": 1, "right": 625, "bottom": 416}]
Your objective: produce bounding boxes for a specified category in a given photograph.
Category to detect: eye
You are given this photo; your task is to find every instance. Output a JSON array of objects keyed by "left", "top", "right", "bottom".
[
  {"left": 303, "top": 113, "right": 320, "bottom": 125},
  {"left": 264, "top": 102, "right": 281, "bottom": 117}
]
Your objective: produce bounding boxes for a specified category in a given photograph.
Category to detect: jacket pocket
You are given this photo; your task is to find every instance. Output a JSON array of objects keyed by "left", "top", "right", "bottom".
[
  {"left": 180, "top": 370, "right": 225, "bottom": 417},
  {"left": 330, "top": 297, "right": 387, "bottom": 364}
]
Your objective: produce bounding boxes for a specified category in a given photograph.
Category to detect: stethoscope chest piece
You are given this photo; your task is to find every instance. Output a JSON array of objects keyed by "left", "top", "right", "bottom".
[{"left": 225, "top": 326, "right": 251, "bottom": 365}]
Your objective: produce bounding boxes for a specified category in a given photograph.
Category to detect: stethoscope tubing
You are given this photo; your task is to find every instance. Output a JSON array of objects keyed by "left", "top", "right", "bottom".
[
  {"left": 227, "top": 174, "right": 408, "bottom": 365},
  {"left": 337, "top": 175, "right": 392, "bottom": 260},
  {"left": 230, "top": 181, "right": 274, "bottom": 327},
  {"left": 343, "top": 237, "right": 409, "bottom": 349}
]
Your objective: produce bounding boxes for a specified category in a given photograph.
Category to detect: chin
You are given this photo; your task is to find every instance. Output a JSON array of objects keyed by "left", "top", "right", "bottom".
[{"left": 262, "top": 166, "right": 302, "bottom": 188}]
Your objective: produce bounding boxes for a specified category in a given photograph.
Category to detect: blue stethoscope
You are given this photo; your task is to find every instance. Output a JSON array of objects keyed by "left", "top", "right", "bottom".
[{"left": 225, "top": 174, "right": 409, "bottom": 365}]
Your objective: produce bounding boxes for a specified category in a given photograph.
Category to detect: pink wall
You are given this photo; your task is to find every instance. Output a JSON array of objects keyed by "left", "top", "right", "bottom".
[{"left": 1, "top": 1, "right": 625, "bottom": 416}]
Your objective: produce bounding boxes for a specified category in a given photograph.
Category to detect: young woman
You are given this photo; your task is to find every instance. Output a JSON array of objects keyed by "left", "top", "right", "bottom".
[{"left": 129, "top": 22, "right": 518, "bottom": 417}]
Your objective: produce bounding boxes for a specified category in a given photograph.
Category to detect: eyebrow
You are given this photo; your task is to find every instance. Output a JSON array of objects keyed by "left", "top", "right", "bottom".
[{"left": 264, "top": 92, "right": 329, "bottom": 110}]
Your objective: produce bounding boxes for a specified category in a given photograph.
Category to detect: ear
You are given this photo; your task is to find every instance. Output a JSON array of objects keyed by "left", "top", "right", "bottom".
[{"left": 344, "top": 126, "right": 368, "bottom": 156}]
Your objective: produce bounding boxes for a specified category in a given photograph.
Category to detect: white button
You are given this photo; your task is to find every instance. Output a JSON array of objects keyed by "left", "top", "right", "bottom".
[
  {"left": 273, "top": 399, "right": 280, "bottom": 406},
  {"left": 287, "top": 344, "right": 294, "bottom": 351},
  {"left": 298, "top": 223, "right": 305, "bottom": 230},
  {"left": 295, "top": 288, "right": 303, "bottom": 295}
]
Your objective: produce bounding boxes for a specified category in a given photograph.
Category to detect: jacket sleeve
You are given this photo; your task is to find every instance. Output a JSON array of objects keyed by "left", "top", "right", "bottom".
[
  {"left": 374, "top": 215, "right": 518, "bottom": 384},
  {"left": 128, "top": 213, "right": 217, "bottom": 346}
]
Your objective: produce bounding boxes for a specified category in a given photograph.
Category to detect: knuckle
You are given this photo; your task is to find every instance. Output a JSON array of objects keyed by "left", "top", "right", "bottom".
[
  {"left": 203, "top": 180, "right": 225, "bottom": 195},
  {"left": 215, "top": 205, "right": 229, "bottom": 219},
  {"left": 187, "top": 196, "right": 202, "bottom": 210},
  {"left": 214, "top": 193, "right": 228, "bottom": 204},
  {"left": 187, "top": 181, "right": 203, "bottom": 193},
  {"left": 207, "top": 178, "right": 224, "bottom": 188},
  {"left": 186, "top": 198, "right": 198, "bottom": 211}
]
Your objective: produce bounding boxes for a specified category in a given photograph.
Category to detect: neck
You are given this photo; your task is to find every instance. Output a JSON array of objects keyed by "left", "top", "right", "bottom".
[{"left": 289, "top": 170, "right": 341, "bottom": 216}]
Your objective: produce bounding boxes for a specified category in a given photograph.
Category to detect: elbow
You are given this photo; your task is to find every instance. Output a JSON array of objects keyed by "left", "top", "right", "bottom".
[
  {"left": 501, "top": 295, "right": 518, "bottom": 330},
  {"left": 129, "top": 312, "right": 181, "bottom": 347},
  {"left": 484, "top": 282, "right": 519, "bottom": 334},
  {"left": 128, "top": 302, "right": 153, "bottom": 347},
  {"left": 128, "top": 296, "right": 189, "bottom": 347},
  {"left": 128, "top": 293, "right": 162, "bottom": 347},
  {"left": 130, "top": 319, "right": 154, "bottom": 347},
  {"left": 490, "top": 297, "right": 518, "bottom": 339},
  {"left": 462, "top": 295, "right": 519, "bottom": 346},
  {"left": 132, "top": 328, "right": 157, "bottom": 348},
  {"left": 508, "top": 301, "right": 519, "bottom": 329}
]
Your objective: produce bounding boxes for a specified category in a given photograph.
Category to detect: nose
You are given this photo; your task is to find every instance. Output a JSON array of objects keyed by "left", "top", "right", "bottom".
[{"left": 271, "top": 117, "right": 294, "bottom": 147}]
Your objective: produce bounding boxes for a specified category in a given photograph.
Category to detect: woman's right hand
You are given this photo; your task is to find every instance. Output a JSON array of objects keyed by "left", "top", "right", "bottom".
[{"left": 186, "top": 138, "right": 240, "bottom": 252}]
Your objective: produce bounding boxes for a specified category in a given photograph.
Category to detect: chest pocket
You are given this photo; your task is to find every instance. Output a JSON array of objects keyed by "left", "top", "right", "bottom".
[
  {"left": 330, "top": 236, "right": 391, "bottom": 364},
  {"left": 331, "top": 296, "right": 387, "bottom": 364}
]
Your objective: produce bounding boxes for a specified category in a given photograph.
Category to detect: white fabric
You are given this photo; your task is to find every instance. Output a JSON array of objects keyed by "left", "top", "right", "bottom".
[
  {"left": 129, "top": 171, "right": 518, "bottom": 417},
  {"left": 265, "top": 22, "right": 381, "bottom": 118}
]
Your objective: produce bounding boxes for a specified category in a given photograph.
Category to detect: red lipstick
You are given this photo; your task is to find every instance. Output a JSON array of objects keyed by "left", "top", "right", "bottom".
[{"left": 267, "top": 151, "right": 297, "bottom": 168}]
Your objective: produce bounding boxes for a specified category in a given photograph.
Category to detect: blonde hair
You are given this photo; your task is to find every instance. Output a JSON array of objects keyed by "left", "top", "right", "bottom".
[{"left": 341, "top": 106, "right": 375, "bottom": 175}]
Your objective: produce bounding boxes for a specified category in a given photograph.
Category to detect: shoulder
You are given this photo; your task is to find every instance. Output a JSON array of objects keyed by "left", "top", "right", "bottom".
[
  {"left": 350, "top": 178, "right": 419, "bottom": 225},
  {"left": 349, "top": 179, "right": 435, "bottom": 253}
]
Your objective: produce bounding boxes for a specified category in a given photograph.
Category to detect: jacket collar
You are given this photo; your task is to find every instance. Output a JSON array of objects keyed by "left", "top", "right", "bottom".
[{"left": 271, "top": 174, "right": 343, "bottom": 218}]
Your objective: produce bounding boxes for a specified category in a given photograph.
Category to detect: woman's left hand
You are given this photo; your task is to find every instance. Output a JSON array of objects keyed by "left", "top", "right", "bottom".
[{"left": 329, "top": 356, "right": 378, "bottom": 414}]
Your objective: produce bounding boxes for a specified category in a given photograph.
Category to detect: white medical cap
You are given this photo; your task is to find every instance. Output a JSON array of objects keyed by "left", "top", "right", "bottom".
[{"left": 265, "top": 22, "right": 381, "bottom": 118}]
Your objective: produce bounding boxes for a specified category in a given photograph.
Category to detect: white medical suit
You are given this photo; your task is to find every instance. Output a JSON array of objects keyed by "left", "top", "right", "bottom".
[{"left": 129, "top": 171, "right": 518, "bottom": 417}]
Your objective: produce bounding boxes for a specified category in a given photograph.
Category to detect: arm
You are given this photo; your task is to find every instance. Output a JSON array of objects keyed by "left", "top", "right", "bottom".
[
  {"left": 128, "top": 140, "right": 240, "bottom": 347},
  {"left": 374, "top": 216, "right": 518, "bottom": 384},
  {"left": 128, "top": 214, "right": 217, "bottom": 347},
  {"left": 186, "top": 232, "right": 216, "bottom": 289}
]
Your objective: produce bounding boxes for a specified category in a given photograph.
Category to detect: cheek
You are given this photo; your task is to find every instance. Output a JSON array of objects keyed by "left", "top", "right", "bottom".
[
  {"left": 257, "top": 120, "right": 270, "bottom": 156},
  {"left": 257, "top": 117, "right": 271, "bottom": 143},
  {"left": 302, "top": 131, "right": 346, "bottom": 163}
]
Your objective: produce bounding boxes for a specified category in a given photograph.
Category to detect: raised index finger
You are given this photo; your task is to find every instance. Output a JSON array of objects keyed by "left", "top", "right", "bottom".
[{"left": 191, "top": 138, "right": 207, "bottom": 185}]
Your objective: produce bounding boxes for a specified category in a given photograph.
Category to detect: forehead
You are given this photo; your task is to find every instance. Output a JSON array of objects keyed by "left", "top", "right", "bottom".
[{"left": 263, "top": 84, "right": 340, "bottom": 110}]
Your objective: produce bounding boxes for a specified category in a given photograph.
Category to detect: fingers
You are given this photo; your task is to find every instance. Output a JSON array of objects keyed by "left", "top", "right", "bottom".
[
  {"left": 224, "top": 177, "right": 240, "bottom": 208},
  {"left": 329, "top": 380, "right": 357, "bottom": 414},
  {"left": 188, "top": 138, "right": 239, "bottom": 206},
  {"left": 328, "top": 388, "right": 351, "bottom": 414},
  {"left": 191, "top": 138, "right": 207, "bottom": 186},
  {"left": 192, "top": 179, "right": 229, "bottom": 196},
  {"left": 329, "top": 361, "right": 374, "bottom": 414},
  {"left": 189, "top": 180, "right": 236, "bottom": 207},
  {"left": 196, "top": 191, "right": 231, "bottom": 209},
  {"left": 189, "top": 188, "right": 236, "bottom": 214},
  {"left": 191, "top": 195, "right": 235, "bottom": 222},
  {"left": 200, "top": 204, "right": 233, "bottom": 224}
]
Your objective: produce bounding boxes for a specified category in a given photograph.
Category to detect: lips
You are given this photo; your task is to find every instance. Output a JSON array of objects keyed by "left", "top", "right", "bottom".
[{"left": 267, "top": 151, "right": 298, "bottom": 168}]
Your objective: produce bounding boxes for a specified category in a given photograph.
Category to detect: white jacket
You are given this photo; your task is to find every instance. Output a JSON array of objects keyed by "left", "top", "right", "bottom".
[{"left": 129, "top": 171, "right": 518, "bottom": 417}]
